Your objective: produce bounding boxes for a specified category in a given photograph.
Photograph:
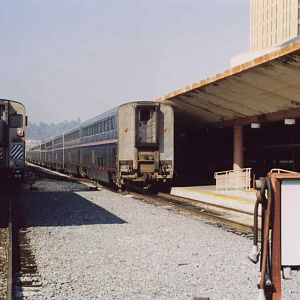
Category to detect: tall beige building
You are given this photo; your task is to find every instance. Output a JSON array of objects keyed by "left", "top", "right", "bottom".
[{"left": 250, "top": 0, "right": 300, "bottom": 51}]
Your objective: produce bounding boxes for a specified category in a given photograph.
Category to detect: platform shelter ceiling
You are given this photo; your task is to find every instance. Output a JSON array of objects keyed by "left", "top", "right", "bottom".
[{"left": 155, "top": 41, "right": 300, "bottom": 128}]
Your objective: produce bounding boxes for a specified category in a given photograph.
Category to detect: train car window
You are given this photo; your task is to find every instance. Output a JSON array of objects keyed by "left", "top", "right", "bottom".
[
  {"left": 136, "top": 106, "right": 158, "bottom": 147},
  {"left": 65, "top": 130, "right": 80, "bottom": 141},
  {"left": 9, "top": 114, "right": 23, "bottom": 128},
  {"left": 108, "top": 119, "right": 112, "bottom": 131},
  {"left": 111, "top": 118, "right": 114, "bottom": 130},
  {"left": 140, "top": 109, "right": 151, "bottom": 122},
  {"left": 54, "top": 138, "right": 59, "bottom": 145}
]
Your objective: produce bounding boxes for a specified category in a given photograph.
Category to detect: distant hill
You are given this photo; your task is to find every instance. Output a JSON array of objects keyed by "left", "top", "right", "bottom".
[{"left": 26, "top": 118, "right": 81, "bottom": 141}]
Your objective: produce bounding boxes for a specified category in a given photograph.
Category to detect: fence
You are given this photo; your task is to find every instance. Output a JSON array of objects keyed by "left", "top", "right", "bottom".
[{"left": 214, "top": 168, "right": 252, "bottom": 191}]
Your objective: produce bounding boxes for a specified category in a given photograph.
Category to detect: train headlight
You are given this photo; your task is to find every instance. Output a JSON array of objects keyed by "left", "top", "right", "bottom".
[{"left": 17, "top": 130, "right": 25, "bottom": 137}]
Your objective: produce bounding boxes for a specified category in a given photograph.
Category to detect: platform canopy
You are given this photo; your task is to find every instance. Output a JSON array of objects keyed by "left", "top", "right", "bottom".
[{"left": 155, "top": 41, "right": 300, "bottom": 128}]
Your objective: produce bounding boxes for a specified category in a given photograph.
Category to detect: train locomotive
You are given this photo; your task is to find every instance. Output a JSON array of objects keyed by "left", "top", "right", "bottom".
[
  {"left": 0, "top": 99, "right": 27, "bottom": 179},
  {"left": 27, "top": 101, "right": 174, "bottom": 189}
]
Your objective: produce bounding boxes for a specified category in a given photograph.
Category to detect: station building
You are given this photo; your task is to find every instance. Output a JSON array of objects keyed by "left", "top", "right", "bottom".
[
  {"left": 156, "top": 2, "right": 300, "bottom": 188},
  {"left": 250, "top": 0, "right": 300, "bottom": 52}
]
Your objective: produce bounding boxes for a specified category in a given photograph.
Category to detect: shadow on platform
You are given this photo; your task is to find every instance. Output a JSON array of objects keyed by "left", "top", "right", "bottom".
[{"left": 20, "top": 191, "right": 126, "bottom": 227}]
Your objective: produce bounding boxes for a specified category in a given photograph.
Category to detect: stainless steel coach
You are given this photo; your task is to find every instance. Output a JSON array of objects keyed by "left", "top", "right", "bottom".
[{"left": 27, "top": 101, "right": 174, "bottom": 189}]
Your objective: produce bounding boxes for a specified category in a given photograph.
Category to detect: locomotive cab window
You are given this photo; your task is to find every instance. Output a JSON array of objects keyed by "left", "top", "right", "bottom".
[
  {"left": 135, "top": 106, "right": 158, "bottom": 147},
  {"left": 9, "top": 114, "right": 23, "bottom": 128}
]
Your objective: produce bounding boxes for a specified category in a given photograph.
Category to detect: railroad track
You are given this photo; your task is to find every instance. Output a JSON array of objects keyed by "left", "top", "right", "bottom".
[
  {"left": 0, "top": 184, "right": 41, "bottom": 300},
  {"left": 7, "top": 197, "right": 13, "bottom": 300},
  {"left": 27, "top": 164, "right": 256, "bottom": 234},
  {"left": 126, "top": 191, "right": 255, "bottom": 234},
  {"left": 0, "top": 191, "right": 13, "bottom": 300},
  {"left": 0, "top": 224, "right": 8, "bottom": 299}
]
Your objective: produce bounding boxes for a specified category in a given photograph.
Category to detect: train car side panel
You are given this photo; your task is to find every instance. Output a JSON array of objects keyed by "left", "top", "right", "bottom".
[
  {"left": 158, "top": 104, "right": 174, "bottom": 178},
  {"left": 118, "top": 103, "right": 136, "bottom": 176}
]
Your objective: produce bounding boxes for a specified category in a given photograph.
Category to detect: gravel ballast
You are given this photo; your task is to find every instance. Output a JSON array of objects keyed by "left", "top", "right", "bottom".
[{"left": 19, "top": 179, "right": 298, "bottom": 299}]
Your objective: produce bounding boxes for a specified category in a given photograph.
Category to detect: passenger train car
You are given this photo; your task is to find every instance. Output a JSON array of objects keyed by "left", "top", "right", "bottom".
[
  {"left": 27, "top": 101, "right": 174, "bottom": 189},
  {"left": 0, "top": 99, "right": 27, "bottom": 179}
]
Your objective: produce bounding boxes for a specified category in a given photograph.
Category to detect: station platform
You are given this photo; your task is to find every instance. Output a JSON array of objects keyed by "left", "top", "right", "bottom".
[{"left": 170, "top": 185, "right": 257, "bottom": 214}]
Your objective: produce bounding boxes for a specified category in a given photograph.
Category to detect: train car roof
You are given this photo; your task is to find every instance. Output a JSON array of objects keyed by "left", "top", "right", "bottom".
[
  {"left": 0, "top": 98, "right": 25, "bottom": 108},
  {"left": 45, "top": 106, "right": 118, "bottom": 143},
  {"left": 33, "top": 101, "right": 158, "bottom": 147},
  {"left": 79, "top": 107, "right": 118, "bottom": 129}
]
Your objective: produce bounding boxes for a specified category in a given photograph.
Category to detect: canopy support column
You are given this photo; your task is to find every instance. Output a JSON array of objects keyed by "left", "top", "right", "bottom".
[{"left": 233, "top": 125, "right": 244, "bottom": 170}]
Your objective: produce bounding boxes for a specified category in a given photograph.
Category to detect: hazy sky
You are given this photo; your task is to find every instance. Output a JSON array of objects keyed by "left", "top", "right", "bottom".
[{"left": 0, "top": 0, "right": 249, "bottom": 123}]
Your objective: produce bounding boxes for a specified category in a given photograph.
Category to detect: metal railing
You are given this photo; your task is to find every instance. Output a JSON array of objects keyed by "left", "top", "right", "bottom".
[
  {"left": 214, "top": 167, "right": 252, "bottom": 191},
  {"left": 269, "top": 168, "right": 297, "bottom": 174}
]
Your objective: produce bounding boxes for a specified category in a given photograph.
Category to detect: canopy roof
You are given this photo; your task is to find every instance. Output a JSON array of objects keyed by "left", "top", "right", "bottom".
[{"left": 155, "top": 41, "right": 300, "bottom": 128}]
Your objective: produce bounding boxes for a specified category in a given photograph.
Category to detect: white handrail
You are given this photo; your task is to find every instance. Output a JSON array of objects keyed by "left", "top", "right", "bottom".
[
  {"left": 214, "top": 168, "right": 252, "bottom": 191},
  {"left": 270, "top": 168, "right": 297, "bottom": 174}
]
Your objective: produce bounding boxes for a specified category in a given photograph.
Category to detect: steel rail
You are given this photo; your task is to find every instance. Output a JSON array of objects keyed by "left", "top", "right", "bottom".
[{"left": 128, "top": 191, "right": 254, "bottom": 233}]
